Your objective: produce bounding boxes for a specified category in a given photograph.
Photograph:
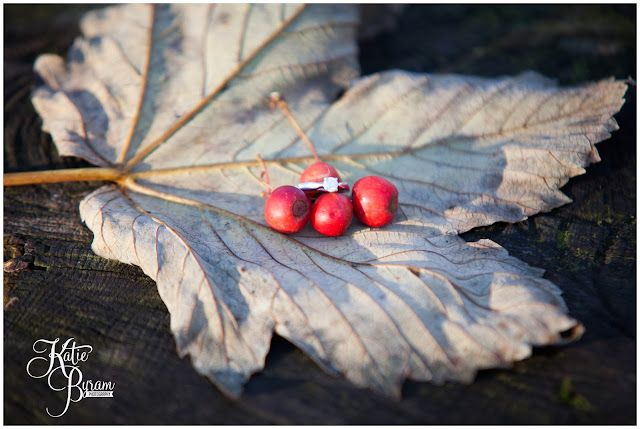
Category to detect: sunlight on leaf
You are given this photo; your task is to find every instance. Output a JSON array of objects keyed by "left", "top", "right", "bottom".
[{"left": 30, "top": 4, "right": 625, "bottom": 397}]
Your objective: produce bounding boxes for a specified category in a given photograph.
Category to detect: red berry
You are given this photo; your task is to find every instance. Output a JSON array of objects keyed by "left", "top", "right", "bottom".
[
  {"left": 300, "top": 161, "right": 340, "bottom": 183},
  {"left": 352, "top": 176, "right": 398, "bottom": 227},
  {"left": 311, "top": 193, "right": 353, "bottom": 237},
  {"left": 264, "top": 186, "right": 311, "bottom": 233}
]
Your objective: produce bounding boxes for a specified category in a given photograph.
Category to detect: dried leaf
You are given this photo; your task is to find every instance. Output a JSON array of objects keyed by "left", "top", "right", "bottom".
[{"left": 31, "top": 4, "right": 626, "bottom": 397}]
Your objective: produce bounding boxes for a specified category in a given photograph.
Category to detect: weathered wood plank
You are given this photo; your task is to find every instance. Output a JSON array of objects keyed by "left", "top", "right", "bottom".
[{"left": 4, "top": 4, "right": 635, "bottom": 424}]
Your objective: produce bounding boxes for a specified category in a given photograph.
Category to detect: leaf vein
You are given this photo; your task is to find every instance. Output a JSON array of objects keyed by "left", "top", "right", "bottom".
[
  {"left": 123, "top": 4, "right": 308, "bottom": 169},
  {"left": 235, "top": 50, "right": 357, "bottom": 80},
  {"left": 329, "top": 75, "right": 429, "bottom": 155},
  {"left": 236, "top": 222, "right": 332, "bottom": 362},
  {"left": 298, "top": 247, "right": 388, "bottom": 381},
  {"left": 117, "top": 4, "right": 155, "bottom": 165}
]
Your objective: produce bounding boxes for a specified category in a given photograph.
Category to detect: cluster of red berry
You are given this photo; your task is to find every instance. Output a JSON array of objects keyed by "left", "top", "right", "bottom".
[{"left": 264, "top": 161, "right": 399, "bottom": 236}]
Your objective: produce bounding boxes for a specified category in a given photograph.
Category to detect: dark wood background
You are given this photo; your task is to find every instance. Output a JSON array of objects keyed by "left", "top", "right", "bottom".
[{"left": 4, "top": 4, "right": 636, "bottom": 424}]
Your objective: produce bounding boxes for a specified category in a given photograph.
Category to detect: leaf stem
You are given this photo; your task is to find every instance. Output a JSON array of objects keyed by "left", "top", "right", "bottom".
[
  {"left": 270, "top": 92, "right": 319, "bottom": 162},
  {"left": 3, "top": 167, "right": 125, "bottom": 186},
  {"left": 255, "top": 154, "right": 274, "bottom": 196}
]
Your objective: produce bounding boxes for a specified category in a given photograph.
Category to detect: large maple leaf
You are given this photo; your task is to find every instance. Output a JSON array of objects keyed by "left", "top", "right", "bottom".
[{"left": 23, "top": 4, "right": 626, "bottom": 398}]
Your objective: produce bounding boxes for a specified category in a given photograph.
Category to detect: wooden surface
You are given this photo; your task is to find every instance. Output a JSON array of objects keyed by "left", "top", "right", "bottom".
[{"left": 4, "top": 5, "right": 636, "bottom": 424}]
